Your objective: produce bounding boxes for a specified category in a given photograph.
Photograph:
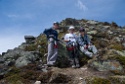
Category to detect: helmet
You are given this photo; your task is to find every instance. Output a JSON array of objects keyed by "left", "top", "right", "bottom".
[
  {"left": 69, "top": 26, "right": 75, "bottom": 30},
  {"left": 79, "top": 27, "right": 85, "bottom": 32}
]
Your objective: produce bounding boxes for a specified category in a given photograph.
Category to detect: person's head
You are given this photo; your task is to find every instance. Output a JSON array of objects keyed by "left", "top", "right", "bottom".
[
  {"left": 79, "top": 27, "right": 85, "bottom": 36},
  {"left": 53, "top": 22, "right": 59, "bottom": 30},
  {"left": 68, "top": 26, "right": 75, "bottom": 33}
]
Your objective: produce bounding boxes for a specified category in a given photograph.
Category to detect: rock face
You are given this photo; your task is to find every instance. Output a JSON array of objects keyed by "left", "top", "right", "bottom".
[
  {"left": 24, "top": 35, "right": 36, "bottom": 44},
  {"left": 90, "top": 60, "right": 123, "bottom": 71},
  {"left": 0, "top": 18, "right": 125, "bottom": 84},
  {"left": 2, "top": 48, "right": 40, "bottom": 67}
]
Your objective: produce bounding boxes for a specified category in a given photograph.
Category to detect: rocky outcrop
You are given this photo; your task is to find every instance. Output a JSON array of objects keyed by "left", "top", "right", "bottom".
[
  {"left": 89, "top": 60, "right": 123, "bottom": 71},
  {"left": 0, "top": 18, "right": 125, "bottom": 84},
  {"left": 24, "top": 35, "right": 36, "bottom": 44},
  {"left": 1, "top": 48, "right": 40, "bottom": 67}
]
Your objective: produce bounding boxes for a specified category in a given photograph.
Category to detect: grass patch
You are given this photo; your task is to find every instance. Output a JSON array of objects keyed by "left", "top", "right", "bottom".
[{"left": 92, "top": 77, "right": 111, "bottom": 84}]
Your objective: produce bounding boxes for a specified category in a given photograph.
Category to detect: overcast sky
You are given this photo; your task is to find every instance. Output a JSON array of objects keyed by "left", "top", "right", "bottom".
[{"left": 0, "top": 0, "right": 125, "bottom": 54}]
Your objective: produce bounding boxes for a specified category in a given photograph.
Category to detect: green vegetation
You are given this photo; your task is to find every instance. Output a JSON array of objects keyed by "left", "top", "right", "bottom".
[
  {"left": 111, "top": 44, "right": 124, "bottom": 51},
  {"left": 6, "top": 74, "right": 24, "bottom": 84},
  {"left": 85, "top": 77, "right": 111, "bottom": 84},
  {"left": 92, "top": 77, "right": 111, "bottom": 84},
  {"left": 5, "top": 67, "right": 21, "bottom": 77},
  {"left": 109, "top": 76, "right": 125, "bottom": 84},
  {"left": 24, "top": 44, "right": 37, "bottom": 51},
  {"left": 109, "top": 55, "right": 125, "bottom": 67}
]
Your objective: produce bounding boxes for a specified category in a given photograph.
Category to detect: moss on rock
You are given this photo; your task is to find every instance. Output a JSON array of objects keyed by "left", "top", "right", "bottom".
[
  {"left": 85, "top": 77, "right": 111, "bottom": 84},
  {"left": 109, "top": 76, "right": 125, "bottom": 84}
]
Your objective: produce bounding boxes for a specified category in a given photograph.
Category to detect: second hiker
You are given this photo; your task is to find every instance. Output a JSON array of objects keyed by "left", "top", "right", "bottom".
[{"left": 64, "top": 26, "right": 80, "bottom": 68}]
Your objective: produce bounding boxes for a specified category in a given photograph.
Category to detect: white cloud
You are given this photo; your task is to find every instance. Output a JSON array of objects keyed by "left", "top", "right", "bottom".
[
  {"left": 76, "top": 0, "right": 88, "bottom": 11},
  {"left": 7, "top": 14, "right": 19, "bottom": 18},
  {"left": 7, "top": 14, "right": 35, "bottom": 20}
]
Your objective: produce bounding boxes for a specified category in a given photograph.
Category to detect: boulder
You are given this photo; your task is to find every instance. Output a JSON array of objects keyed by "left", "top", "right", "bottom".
[
  {"left": 113, "top": 37, "right": 121, "bottom": 42},
  {"left": 103, "top": 26, "right": 110, "bottom": 29},
  {"left": 87, "top": 20, "right": 98, "bottom": 25},
  {"left": 107, "top": 30, "right": 113, "bottom": 35},
  {"left": 87, "top": 30, "right": 97, "bottom": 35},
  {"left": 55, "top": 41, "right": 70, "bottom": 68},
  {"left": 15, "top": 51, "right": 40, "bottom": 67},
  {"left": 34, "top": 81, "right": 41, "bottom": 84},
  {"left": 3, "top": 48, "right": 40, "bottom": 67},
  {"left": 24, "top": 35, "right": 36, "bottom": 44},
  {"left": 90, "top": 60, "right": 123, "bottom": 71}
]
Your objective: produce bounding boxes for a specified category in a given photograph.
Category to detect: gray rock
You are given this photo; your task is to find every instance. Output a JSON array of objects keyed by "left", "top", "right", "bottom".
[
  {"left": 3, "top": 48, "right": 22, "bottom": 60},
  {"left": 86, "top": 20, "right": 98, "bottom": 25},
  {"left": 34, "top": 81, "right": 41, "bottom": 84},
  {"left": 24, "top": 35, "right": 36, "bottom": 44},
  {"left": 103, "top": 26, "right": 110, "bottom": 29},
  {"left": 122, "top": 43, "right": 125, "bottom": 48},
  {"left": 0, "top": 57, "right": 4, "bottom": 63},
  {"left": 113, "top": 50, "right": 125, "bottom": 57},
  {"left": 107, "top": 30, "right": 113, "bottom": 35},
  {"left": 90, "top": 60, "right": 123, "bottom": 71},
  {"left": 3, "top": 48, "right": 41, "bottom": 67},
  {"left": 42, "top": 68, "right": 48, "bottom": 72},
  {"left": 15, "top": 51, "right": 40, "bottom": 67},
  {"left": 89, "top": 26, "right": 95, "bottom": 29},
  {"left": 113, "top": 37, "right": 121, "bottom": 42},
  {"left": 18, "top": 43, "right": 30, "bottom": 50},
  {"left": 87, "top": 30, "right": 97, "bottom": 35},
  {"left": 15, "top": 56, "right": 31, "bottom": 67}
]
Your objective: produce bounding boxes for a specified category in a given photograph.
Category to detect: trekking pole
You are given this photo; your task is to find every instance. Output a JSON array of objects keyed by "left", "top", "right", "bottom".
[{"left": 72, "top": 42, "right": 76, "bottom": 58}]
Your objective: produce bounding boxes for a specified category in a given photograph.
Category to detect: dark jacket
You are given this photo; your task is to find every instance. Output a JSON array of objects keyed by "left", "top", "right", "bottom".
[{"left": 43, "top": 28, "right": 58, "bottom": 41}]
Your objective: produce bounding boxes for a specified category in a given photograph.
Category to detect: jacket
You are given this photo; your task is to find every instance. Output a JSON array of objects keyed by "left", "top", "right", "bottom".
[
  {"left": 77, "top": 34, "right": 90, "bottom": 46},
  {"left": 43, "top": 28, "right": 58, "bottom": 41}
]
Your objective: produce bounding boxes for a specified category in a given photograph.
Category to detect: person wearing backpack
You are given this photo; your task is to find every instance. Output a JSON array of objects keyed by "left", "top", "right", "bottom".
[
  {"left": 77, "top": 28, "right": 98, "bottom": 58},
  {"left": 64, "top": 26, "right": 80, "bottom": 68},
  {"left": 43, "top": 22, "right": 59, "bottom": 66}
]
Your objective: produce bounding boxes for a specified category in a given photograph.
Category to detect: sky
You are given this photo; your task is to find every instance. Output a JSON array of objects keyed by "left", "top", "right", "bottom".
[{"left": 0, "top": 0, "right": 125, "bottom": 54}]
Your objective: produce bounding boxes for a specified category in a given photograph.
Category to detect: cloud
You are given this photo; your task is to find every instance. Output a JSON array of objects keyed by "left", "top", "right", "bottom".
[
  {"left": 76, "top": 0, "right": 88, "bottom": 11},
  {"left": 7, "top": 14, "right": 19, "bottom": 18},
  {"left": 7, "top": 14, "right": 35, "bottom": 20}
]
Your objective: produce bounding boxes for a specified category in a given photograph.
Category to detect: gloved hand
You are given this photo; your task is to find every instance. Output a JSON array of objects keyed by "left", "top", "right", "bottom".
[
  {"left": 84, "top": 45, "right": 88, "bottom": 49},
  {"left": 54, "top": 44, "right": 58, "bottom": 48}
]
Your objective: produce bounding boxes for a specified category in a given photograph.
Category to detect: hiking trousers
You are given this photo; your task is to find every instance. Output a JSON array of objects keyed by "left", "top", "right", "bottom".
[
  {"left": 47, "top": 39, "right": 58, "bottom": 65},
  {"left": 80, "top": 45, "right": 97, "bottom": 58},
  {"left": 68, "top": 49, "right": 79, "bottom": 66}
]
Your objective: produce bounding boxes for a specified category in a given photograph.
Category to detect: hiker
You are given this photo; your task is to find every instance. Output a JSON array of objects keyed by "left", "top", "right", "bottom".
[
  {"left": 77, "top": 28, "right": 98, "bottom": 58},
  {"left": 64, "top": 26, "right": 80, "bottom": 68},
  {"left": 43, "top": 22, "right": 59, "bottom": 66}
]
